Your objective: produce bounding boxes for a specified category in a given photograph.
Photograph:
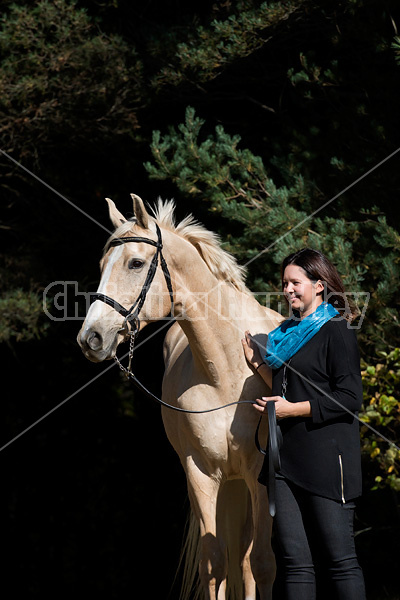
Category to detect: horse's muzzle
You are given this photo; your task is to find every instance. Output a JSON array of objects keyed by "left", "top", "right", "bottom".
[{"left": 77, "top": 327, "right": 117, "bottom": 362}]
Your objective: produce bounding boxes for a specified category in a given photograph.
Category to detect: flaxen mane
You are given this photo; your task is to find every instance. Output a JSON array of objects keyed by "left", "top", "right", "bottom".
[
  {"left": 151, "top": 198, "right": 249, "bottom": 294},
  {"left": 104, "top": 198, "right": 249, "bottom": 293}
]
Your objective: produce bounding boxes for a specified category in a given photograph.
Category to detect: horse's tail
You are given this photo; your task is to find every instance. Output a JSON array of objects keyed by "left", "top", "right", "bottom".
[{"left": 178, "top": 479, "right": 251, "bottom": 600}]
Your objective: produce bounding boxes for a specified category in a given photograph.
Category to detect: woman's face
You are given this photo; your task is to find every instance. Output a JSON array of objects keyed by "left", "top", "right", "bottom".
[{"left": 283, "top": 264, "right": 324, "bottom": 316}]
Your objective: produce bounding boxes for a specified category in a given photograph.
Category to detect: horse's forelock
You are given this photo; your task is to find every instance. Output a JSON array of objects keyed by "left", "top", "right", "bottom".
[{"left": 103, "top": 220, "right": 139, "bottom": 255}]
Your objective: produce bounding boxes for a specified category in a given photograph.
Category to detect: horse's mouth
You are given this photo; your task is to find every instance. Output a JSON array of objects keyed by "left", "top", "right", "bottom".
[{"left": 82, "top": 346, "right": 114, "bottom": 363}]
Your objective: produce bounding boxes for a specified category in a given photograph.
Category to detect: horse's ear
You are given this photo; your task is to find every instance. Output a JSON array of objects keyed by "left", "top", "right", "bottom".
[
  {"left": 131, "top": 193, "right": 149, "bottom": 229},
  {"left": 106, "top": 197, "right": 126, "bottom": 229}
]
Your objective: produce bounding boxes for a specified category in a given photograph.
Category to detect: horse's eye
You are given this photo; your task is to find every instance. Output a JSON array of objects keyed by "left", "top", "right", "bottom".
[{"left": 128, "top": 259, "right": 144, "bottom": 270}]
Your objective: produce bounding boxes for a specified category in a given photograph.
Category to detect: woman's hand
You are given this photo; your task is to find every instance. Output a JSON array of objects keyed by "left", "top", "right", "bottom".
[
  {"left": 241, "top": 330, "right": 263, "bottom": 369},
  {"left": 253, "top": 396, "right": 312, "bottom": 419}
]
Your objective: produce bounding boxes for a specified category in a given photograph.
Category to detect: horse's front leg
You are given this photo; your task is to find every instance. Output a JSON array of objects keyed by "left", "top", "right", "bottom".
[
  {"left": 186, "top": 459, "right": 227, "bottom": 600},
  {"left": 239, "top": 505, "right": 257, "bottom": 600},
  {"left": 246, "top": 477, "right": 276, "bottom": 600}
]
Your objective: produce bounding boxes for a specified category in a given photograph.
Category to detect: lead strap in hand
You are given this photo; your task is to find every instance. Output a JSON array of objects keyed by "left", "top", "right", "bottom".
[
  {"left": 254, "top": 401, "right": 281, "bottom": 517},
  {"left": 254, "top": 358, "right": 291, "bottom": 517}
]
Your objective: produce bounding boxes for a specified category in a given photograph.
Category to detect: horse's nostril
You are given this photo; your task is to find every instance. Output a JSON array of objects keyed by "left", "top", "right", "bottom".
[{"left": 87, "top": 331, "right": 103, "bottom": 351}]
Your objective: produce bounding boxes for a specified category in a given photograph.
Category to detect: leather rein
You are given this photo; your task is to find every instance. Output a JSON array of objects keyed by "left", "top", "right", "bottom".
[{"left": 90, "top": 223, "right": 280, "bottom": 514}]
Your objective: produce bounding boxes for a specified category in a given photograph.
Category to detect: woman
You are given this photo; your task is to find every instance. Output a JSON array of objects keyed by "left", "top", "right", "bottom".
[{"left": 242, "top": 248, "right": 366, "bottom": 600}]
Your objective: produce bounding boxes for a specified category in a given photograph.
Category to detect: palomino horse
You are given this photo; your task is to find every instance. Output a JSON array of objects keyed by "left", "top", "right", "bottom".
[{"left": 77, "top": 194, "right": 283, "bottom": 600}]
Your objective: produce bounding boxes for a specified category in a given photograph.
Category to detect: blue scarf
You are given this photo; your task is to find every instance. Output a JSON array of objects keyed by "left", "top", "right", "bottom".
[{"left": 265, "top": 302, "right": 339, "bottom": 369}]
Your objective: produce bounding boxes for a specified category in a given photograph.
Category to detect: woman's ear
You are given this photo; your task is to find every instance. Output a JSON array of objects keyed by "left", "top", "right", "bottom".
[{"left": 315, "top": 280, "right": 325, "bottom": 296}]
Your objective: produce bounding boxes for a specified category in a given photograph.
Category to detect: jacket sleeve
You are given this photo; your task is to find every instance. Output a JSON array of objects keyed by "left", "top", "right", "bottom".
[{"left": 309, "top": 321, "right": 363, "bottom": 424}]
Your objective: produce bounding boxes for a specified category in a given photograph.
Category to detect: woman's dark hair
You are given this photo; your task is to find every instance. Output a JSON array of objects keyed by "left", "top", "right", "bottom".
[{"left": 281, "top": 248, "right": 358, "bottom": 321}]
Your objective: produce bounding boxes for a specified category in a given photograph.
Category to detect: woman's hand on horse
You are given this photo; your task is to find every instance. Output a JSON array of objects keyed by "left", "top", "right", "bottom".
[{"left": 241, "top": 330, "right": 263, "bottom": 367}]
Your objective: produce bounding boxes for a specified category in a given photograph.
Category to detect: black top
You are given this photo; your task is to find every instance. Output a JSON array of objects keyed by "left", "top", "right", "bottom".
[{"left": 271, "top": 317, "right": 363, "bottom": 502}]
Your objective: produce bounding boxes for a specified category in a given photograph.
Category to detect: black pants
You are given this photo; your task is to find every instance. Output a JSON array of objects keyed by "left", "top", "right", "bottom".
[{"left": 273, "top": 477, "right": 366, "bottom": 600}]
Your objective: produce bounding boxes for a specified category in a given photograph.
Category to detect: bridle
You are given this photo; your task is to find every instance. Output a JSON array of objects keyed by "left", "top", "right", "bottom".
[
  {"left": 89, "top": 222, "right": 254, "bottom": 413},
  {"left": 89, "top": 222, "right": 281, "bottom": 514},
  {"left": 91, "top": 222, "right": 174, "bottom": 339}
]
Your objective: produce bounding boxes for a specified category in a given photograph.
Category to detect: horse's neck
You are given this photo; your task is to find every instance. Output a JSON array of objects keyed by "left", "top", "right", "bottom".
[
  {"left": 163, "top": 228, "right": 281, "bottom": 384},
  {"left": 173, "top": 268, "right": 268, "bottom": 385}
]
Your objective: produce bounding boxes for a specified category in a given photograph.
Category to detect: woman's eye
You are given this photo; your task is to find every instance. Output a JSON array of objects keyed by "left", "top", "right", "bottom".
[{"left": 128, "top": 259, "right": 144, "bottom": 270}]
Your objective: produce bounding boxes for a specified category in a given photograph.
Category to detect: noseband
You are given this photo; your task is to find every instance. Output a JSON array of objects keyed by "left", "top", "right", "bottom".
[{"left": 90, "top": 223, "right": 174, "bottom": 337}]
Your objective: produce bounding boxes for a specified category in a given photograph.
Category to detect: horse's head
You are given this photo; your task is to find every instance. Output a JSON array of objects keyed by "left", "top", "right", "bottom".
[{"left": 77, "top": 194, "right": 174, "bottom": 362}]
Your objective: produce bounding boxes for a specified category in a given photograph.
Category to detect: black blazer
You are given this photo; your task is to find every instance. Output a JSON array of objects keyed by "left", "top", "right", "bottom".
[{"left": 271, "top": 317, "right": 363, "bottom": 502}]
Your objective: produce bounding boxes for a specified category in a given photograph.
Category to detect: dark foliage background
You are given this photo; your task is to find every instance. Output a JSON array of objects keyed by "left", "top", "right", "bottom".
[{"left": 0, "top": 0, "right": 399, "bottom": 598}]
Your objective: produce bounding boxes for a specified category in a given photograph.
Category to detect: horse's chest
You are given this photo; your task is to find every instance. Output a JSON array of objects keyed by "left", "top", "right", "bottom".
[{"left": 162, "top": 386, "right": 226, "bottom": 444}]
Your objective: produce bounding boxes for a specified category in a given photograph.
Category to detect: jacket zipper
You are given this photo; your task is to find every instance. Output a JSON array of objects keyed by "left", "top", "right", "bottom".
[{"left": 339, "top": 454, "right": 346, "bottom": 504}]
